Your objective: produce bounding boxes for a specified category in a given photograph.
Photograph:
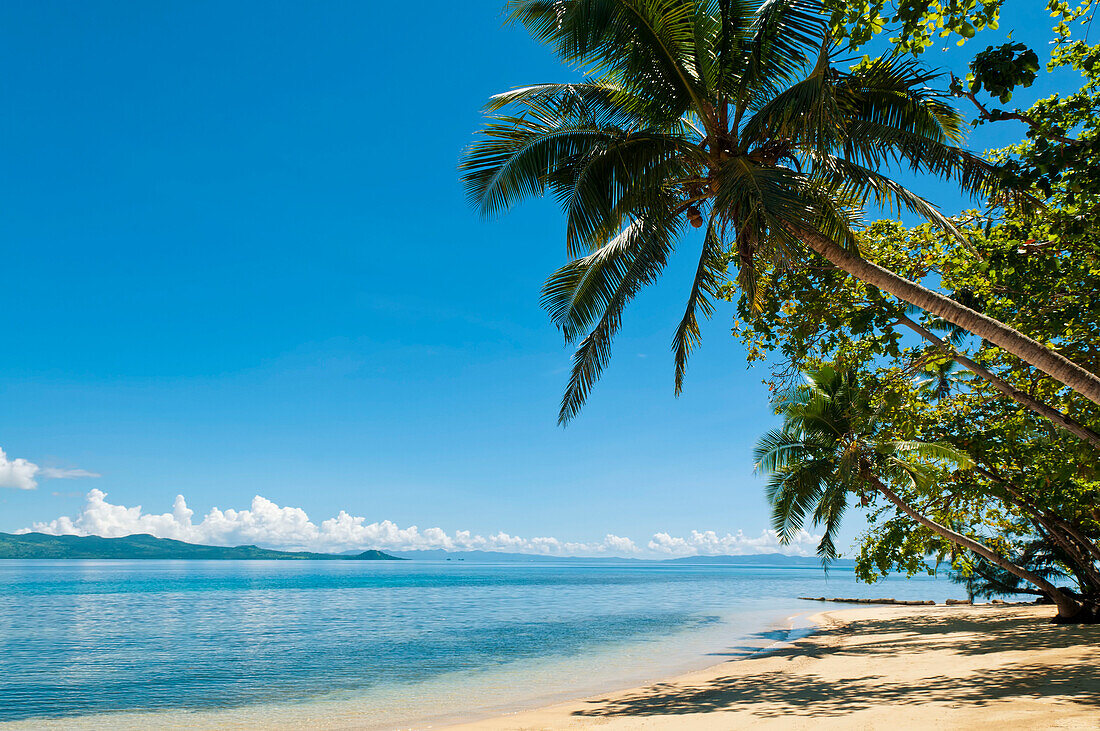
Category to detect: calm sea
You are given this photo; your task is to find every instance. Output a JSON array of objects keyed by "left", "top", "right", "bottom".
[{"left": 0, "top": 559, "right": 966, "bottom": 729}]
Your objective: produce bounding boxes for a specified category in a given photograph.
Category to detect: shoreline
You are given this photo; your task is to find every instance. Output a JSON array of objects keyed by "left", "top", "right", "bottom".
[
  {"left": 6, "top": 603, "right": 1096, "bottom": 729},
  {"left": 417, "top": 608, "right": 827, "bottom": 729},
  {"left": 0, "top": 604, "right": 825, "bottom": 731},
  {"left": 446, "top": 603, "right": 1100, "bottom": 730}
]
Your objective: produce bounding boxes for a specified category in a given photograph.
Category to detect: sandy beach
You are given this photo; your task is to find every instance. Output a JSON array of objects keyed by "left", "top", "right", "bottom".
[{"left": 449, "top": 604, "right": 1100, "bottom": 730}]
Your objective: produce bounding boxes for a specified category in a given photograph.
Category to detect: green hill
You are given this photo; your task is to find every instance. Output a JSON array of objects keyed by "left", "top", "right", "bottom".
[{"left": 0, "top": 532, "right": 402, "bottom": 560}]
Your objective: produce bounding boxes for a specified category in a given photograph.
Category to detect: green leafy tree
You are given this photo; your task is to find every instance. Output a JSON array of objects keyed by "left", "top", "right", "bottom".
[
  {"left": 722, "top": 214, "right": 1100, "bottom": 446},
  {"left": 951, "top": 539, "right": 1089, "bottom": 602},
  {"left": 462, "top": 0, "right": 1100, "bottom": 424},
  {"left": 703, "top": 0, "right": 1100, "bottom": 620},
  {"left": 824, "top": 0, "right": 1004, "bottom": 55},
  {"left": 755, "top": 365, "right": 1089, "bottom": 620},
  {"left": 721, "top": 217, "right": 1100, "bottom": 618},
  {"left": 856, "top": 456, "right": 1100, "bottom": 613}
]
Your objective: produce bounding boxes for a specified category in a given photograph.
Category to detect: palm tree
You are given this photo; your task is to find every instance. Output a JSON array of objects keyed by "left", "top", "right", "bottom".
[
  {"left": 754, "top": 365, "right": 1087, "bottom": 621},
  {"left": 461, "top": 0, "right": 1100, "bottom": 423}
]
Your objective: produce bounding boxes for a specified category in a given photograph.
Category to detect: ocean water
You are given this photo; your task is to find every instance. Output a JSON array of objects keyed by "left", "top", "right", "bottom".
[{"left": 0, "top": 560, "right": 967, "bottom": 729}]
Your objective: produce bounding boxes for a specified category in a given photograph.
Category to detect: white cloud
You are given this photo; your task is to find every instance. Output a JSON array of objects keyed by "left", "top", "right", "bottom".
[
  {"left": 0, "top": 447, "right": 99, "bottom": 490},
  {"left": 21, "top": 490, "right": 821, "bottom": 558},
  {"left": 602, "top": 534, "right": 639, "bottom": 553},
  {"left": 0, "top": 449, "right": 40, "bottom": 490},
  {"left": 39, "top": 468, "right": 102, "bottom": 480},
  {"left": 647, "top": 528, "right": 820, "bottom": 557}
]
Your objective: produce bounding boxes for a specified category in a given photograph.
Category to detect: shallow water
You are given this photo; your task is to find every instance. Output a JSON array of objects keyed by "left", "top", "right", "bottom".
[{"left": 0, "top": 559, "right": 966, "bottom": 728}]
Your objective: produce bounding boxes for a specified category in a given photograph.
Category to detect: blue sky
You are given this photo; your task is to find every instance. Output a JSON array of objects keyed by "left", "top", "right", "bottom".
[{"left": 0, "top": 1, "right": 1069, "bottom": 556}]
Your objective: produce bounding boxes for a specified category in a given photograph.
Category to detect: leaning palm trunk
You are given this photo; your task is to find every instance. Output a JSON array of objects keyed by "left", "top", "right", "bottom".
[
  {"left": 992, "top": 477, "right": 1100, "bottom": 567},
  {"left": 798, "top": 229, "right": 1100, "bottom": 407},
  {"left": 867, "top": 473, "right": 1084, "bottom": 620},
  {"left": 894, "top": 315, "right": 1100, "bottom": 451},
  {"left": 990, "top": 477, "right": 1100, "bottom": 595},
  {"left": 1029, "top": 513, "right": 1100, "bottom": 595},
  {"left": 1057, "top": 519, "right": 1100, "bottom": 566}
]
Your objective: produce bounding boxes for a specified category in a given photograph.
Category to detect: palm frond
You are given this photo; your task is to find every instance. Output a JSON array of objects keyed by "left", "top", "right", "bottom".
[
  {"left": 809, "top": 154, "right": 965, "bottom": 241},
  {"left": 557, "top": 210, "right": 682, "bottom": 423},
  {"left": 672, "top": 213, "right": 727, "bottom": 394},
  {"left": 811, "top": 481, "right": 849, "bottom": 566},
  {"left": 738, "top": 39, "right": 835, "bottom": 149},
  {"left": 505, "top": 0, "right": 709, "bottom": 118},
  {"left": 837, "top": 54, "right": 963, "bottom": 144},
  {"left": 766, "top": 460, "right": 833, "bottom": 544},
  {"left": 460, "top": 116, "right": 615, "bottom": 217},
  {"left": 552, "top": 131, "right": 701, "bottom": 254},
  {"left": 736, "top": 0, "right": 827, "bottom": 104},
  {"left": 891, "top": 440, "right": 975, "bottom": 470},
  {"left": 753, "top": 426, "right": 817, "bottom": 473},
  {"left": 485, "top": 81, "right": 668, "bottom": 129},
  {"left": 541, "top": 220, "right": 643, "bottom": 343}
]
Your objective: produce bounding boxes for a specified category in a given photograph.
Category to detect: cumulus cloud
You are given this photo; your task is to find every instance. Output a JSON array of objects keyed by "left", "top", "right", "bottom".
[
  {"left": 22, "top": 490, "right": 820, "bottom": 558},
  {"left": 0, "top": 449, "right": 39, "bottom": 490},
  {"left": 0, "top": 447, "right": 99, "bottom": 490},
  {"left": 647, "top": 528, "right": 821, "bottom": 557}
]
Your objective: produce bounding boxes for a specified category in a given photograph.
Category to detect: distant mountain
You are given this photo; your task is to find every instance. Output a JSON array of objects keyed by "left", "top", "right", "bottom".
[
  {"left": 666, "top": 553, "right": 855, "bottom": 567},
  {"left": 388, "top": 549, "right": 851, "bottom": 565},
  {"left": 386, "top": 549, "right": 625, "bottom": 562},
  {"left": 0, "top": 534, "right": 848, "bottom": 565},
  {"left": 0, "top": 533, "right": 402, "bottom": 561}
]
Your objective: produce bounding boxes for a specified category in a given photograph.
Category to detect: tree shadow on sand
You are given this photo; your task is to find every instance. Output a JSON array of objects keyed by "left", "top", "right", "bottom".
[
  {"left": 706, "top": 628, "right": 800, "bottom": 658},
  {"left": 573, "top": 610, "right": 1100, "bottom": 719}
]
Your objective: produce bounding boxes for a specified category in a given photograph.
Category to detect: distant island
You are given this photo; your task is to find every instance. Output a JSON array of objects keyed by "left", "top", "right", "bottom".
[
  {"left": 387, "top": 549, "right": 854, "bottom": 566},
  {"left": 0, "top": 532, "right": 402, "bottom": 560},
  {"left": 0, "top": 533, "right": 853, "bottom": 565}
]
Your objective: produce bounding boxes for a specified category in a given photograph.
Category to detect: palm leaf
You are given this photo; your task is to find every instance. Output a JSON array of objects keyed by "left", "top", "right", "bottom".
[
  {"left": 505, "top": 0, "right": 708, "bottom": 118},
  {"left": 672, "top": 212, "right": 727, "bottom": 394},
  {"left": 557, "top": 210, "right": 682, "bottom": 423},
  {"left": 891, "top": 440, "right": 975, "bottom": 470}
]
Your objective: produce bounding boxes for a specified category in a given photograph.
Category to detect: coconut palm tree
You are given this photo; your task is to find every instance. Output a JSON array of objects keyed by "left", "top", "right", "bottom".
[
  {"left": 460, "top": 0, "right": 1100, "bottom": 423},
  {"left": 754, "top": 364, "right": 1088, "bottom": 621}
]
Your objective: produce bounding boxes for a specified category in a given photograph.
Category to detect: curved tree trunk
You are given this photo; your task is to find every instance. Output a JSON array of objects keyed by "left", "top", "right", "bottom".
[
  {"left": 1054, "top": 519, "right": 1100, "bottom": 566},
  {"left": 866, "top": 474, "right": 1083, "bottom": 619},
  {"left": 969, "top": 562, "right": 1046, "bottom": 596},
  {"left": 796, "top": 229, "right": 1100, "bottom": 407},
  {"left": 1027, "top": 513, "right": 1100, "bottom": 595},
  {"left": 992, "top": 478, "right": 1100, "bottom": 567},
  {"left": 895, "top": 314, "right": 1100, "bottom": 451}
]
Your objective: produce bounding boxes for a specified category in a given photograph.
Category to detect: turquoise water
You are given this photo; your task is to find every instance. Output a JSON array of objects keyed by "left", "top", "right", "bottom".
[{"left": 0, "top": 560, "right": 966, "bottom": 728}]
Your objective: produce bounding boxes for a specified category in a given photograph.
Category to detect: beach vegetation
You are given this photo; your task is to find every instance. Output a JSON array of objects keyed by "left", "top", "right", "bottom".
[
  {"left": 464, "top": 0, "right": 1100, "bottom": 622},
  {"left": 461, "top": 0, "right": 1100, "bottom": 425},
  {"left": 735, "top": 1, "right": 1100, "bottom": 622},
  {"left": 753, "top": 365, "right": 1093, "bottom": 620},
  {"left": 951, "top": 537, "right": 1097, "bottom": 605}
]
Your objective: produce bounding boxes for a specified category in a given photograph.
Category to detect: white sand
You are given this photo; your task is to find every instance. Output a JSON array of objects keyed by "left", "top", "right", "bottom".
[{"left": 448, "top": 604, "right": 1100, "bottom": 730}]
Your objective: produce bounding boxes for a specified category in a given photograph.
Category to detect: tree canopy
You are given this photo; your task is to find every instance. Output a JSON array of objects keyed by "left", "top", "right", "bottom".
[
  {"left": 727, "top": 0, "right": 1100, "bottom": 621},
  {"left": 465, "top": 0, "right": 1100, "bottom": 622}
]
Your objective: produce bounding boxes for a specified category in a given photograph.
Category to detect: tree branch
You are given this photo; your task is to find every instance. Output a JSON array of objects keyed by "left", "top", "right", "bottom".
[
  {"left": 895, "top": 314, "right": 1100, "bottom": 451},
  {"left": 951, "top": 74, "right": 1081, "bottom": 147}
]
